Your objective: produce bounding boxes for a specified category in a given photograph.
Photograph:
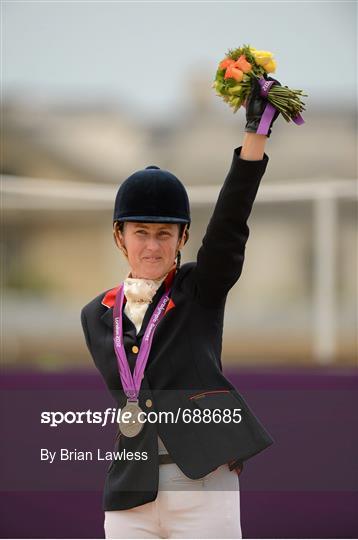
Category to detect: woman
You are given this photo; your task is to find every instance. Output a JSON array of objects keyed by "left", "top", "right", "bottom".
[{"left": 81, "top": 77, "right": 279, "bottom": 539}]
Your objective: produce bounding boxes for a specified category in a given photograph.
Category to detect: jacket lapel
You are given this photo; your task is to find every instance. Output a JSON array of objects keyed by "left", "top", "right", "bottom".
[{"left": 100, "top": 304, "right": 114, "bottom": 330}]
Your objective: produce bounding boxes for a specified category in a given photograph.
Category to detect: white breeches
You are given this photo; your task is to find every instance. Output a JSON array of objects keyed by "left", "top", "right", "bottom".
[{"left": 104, "top": 462, "right": 242, "bottom": 539}]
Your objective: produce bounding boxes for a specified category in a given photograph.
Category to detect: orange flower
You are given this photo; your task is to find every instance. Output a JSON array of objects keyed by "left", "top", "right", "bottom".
[
  {"left": 220, "top": 55, "right": 251, "bottom": 82},
  {"left": 235, "top": 55, "right": 252, "bottom": 73},
  {"left": 224, "top": 65, "right": 243, "bottom": 81},
  {"left": 220, "top": 57, "right": 235, "bottom": 70}
]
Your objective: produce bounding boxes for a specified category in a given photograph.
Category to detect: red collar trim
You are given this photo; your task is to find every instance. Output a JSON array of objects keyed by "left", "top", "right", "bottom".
[
  {"left": 101, "top": 286, "right": 121, "bottom": 309},
  {"left": 101, "top": 267, "right": 177, "bottom": 309}
]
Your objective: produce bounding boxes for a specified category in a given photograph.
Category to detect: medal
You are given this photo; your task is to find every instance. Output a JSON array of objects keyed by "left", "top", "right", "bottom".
[
  {"left": 118, "top": 399, "right": 144, "bottom": 438},
  {"left": 113, "top": 279, "right": 173, "bottom": 438}
]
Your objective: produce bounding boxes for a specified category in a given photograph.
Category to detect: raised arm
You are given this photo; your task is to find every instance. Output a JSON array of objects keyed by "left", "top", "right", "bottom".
[
  {"left": 191, "top": 73, "right": 283, "bottom": 307},
  {"left": 193, "top": 134, "right": 269, "bottom": 307}
]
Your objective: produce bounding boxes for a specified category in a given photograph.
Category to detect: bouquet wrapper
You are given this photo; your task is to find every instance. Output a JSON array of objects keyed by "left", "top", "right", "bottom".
[{"left": 256, "top": 77, "right": 304, "bottom": 135}]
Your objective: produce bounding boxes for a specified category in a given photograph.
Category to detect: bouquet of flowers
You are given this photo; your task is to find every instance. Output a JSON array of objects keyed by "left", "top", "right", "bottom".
[{"left": 213, "top": 44, "right": 307, "bottom": 132}]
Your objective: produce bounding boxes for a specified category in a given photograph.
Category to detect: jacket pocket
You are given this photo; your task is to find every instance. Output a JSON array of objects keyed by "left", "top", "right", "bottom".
[
  {"left": 188, "top": 389, "right": 230, "bottom": 400},
  {"left": 188, "top": 389, "right": 241, "bottom": 411}
]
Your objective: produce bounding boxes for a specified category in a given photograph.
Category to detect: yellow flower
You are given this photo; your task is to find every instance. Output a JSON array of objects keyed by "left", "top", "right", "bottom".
[
  {"left": 252, "top": 50, "right": 274, "bottom": 67},
  {"left": 264, "top": 59, "right": 277, "bottom": 73}
]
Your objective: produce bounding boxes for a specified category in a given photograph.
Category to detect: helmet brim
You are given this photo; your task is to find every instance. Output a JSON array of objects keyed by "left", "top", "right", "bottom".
[{"left": 113, "top": 215, "right": 190, "bottom": 225}]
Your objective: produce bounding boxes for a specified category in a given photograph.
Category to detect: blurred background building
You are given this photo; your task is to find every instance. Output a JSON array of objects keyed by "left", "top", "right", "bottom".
[{"left": 1, "top": 1, "right": 357, "bottom": 370}]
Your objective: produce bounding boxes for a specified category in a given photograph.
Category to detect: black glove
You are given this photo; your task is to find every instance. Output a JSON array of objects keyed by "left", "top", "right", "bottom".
[{"left": 244, "top": 74, "right": 281, "bottom": 138}]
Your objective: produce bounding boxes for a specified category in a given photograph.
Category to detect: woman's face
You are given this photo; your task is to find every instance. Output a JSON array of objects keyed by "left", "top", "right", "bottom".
[{"left": 114, "top": 222, "right": 187, "bottom": 280}]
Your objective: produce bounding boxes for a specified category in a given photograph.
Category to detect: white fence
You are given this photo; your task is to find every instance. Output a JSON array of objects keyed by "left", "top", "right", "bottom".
[{"left": 2, "top": 174, "right": 357, "bottom": 364}]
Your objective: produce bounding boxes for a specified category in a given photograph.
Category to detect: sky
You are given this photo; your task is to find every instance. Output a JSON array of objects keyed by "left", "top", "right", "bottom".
[{"left": 2, "top": 1, "right": 357, "bottom": 121}]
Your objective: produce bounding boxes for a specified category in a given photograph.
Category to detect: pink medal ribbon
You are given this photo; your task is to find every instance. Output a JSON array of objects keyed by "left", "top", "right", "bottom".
[
  {"left": 256, "top": 76, "right": 305, "bottom": 135},
  {"left": 113, "top": 283, "right": 172, "bottom": 401}
]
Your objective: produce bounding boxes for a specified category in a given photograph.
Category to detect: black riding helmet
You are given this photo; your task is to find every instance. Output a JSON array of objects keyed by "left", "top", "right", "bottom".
[{"left": 113, "top": 165, "right": 191, "bottom": 228}]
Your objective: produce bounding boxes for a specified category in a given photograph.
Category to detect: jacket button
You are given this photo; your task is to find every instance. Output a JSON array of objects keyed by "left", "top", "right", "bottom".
[
  {"left": 145, "top": 399, "right": 152, "bottom": 408},
  {"left": 132, "top": 346, "right": 139, "bottom": 354}
]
